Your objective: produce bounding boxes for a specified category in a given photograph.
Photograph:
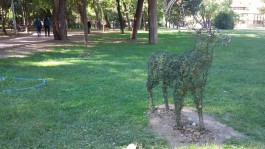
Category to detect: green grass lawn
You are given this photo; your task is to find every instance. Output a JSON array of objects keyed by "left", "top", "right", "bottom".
[{"left": 0, "top": 29, "right": 264, "bottom": 148}]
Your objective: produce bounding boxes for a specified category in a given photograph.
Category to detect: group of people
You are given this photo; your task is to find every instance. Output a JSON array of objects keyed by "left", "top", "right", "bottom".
[
  {"left": 35, "top": 17, "right": 92, "bottom": 37},
  {"left": 34, "top": 16, "right": 51, "bottom": 37}
]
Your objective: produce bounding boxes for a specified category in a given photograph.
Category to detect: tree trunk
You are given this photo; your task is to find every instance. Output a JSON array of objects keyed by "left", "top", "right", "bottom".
[
  {"left": 104, "top": 14, "right": 111, "bottom": 28},
  {"left": 116, "top": 0, "right": 124, "bottom": 34},
  {"left": 78, "top": 0, "right": 89, "bottom": 45},
  {"left": 53, "top": 0, "right": 67, "bottom": 40},
  {"left": 148, "top": 0, "right": 158, "bottom": 44},
  {"left": 140, "top": 12, "right": 143, "bottom": 29},
  {"left": 123, "top": 2, "right": 131, "bottom": 31},
  {"left": 165, "top": 17, "right": 168, "bottom": 28},
  {"left": 130, "top": 0, "right": 144, "bottom": 40},
  {"left": 92, "top": 0, "right": 104, "bottom": 30},
  {"left": 143, "top": 10, "right": 148, "bottom": 31},
  {"left": 66, "top": 6, "right": 72, "bottom": 29},
  {"left": 1, "top": 8, "right": 7, "bottom": 35},
  {"left": 22, "top": 0, "right": 29, "bottom": 33},
  {"left": 99, "top": 5, "right": 105, "bottom": 32},
  {"left": 11, "top": 0, "right": 17, "bottom": 36},
  {"left": 92, "top": 0, "right": 100, "bottom": 29}
]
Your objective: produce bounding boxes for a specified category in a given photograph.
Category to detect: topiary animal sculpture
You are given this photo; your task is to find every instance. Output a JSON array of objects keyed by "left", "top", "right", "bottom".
[{"left": 146, "top": 28, "right": 230, "bottom": 130}]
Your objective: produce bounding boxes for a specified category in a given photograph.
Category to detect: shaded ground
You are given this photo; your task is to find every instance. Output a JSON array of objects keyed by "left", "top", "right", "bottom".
[
  {"left": 0, "top": 30, "right": 127, "bottom": 59},
  {"left": 148, "top": 104, "right": 244, "bottom": 148},
  {"left": 0, "top": 31, "right": 91, "bottom": 59}
]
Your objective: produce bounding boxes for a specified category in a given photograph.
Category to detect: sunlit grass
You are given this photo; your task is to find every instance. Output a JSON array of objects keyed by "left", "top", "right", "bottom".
[
  {"left": 0, "top": 29, "right": 264, "bottom": 148},
  {"left": 30, "top": 61, "right": 74, "bottom": 66}
]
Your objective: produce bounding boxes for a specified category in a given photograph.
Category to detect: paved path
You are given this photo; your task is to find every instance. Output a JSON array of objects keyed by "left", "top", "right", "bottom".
[
  {"left": 0, "top": 31, "right": 87, "bottom": 58},
  {"left": 0, "top": 33, "right": 54, "bottom": 50},
  {"left": 0, "top": 31, "right": 88, "bottom": 50}
]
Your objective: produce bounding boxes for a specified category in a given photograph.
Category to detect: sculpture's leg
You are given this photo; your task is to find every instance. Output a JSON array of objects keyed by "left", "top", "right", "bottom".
[
  {"left": 173, "top": 83, "right": 185, "bottom": 128},
  {"left": 147, "top": 88, "right": 154, "bottom": 111},
  {"left": 146, "top": 77, "right": 156, "bottom": 111},
  {"left": 193, "top": 88, "right": 205, "bottom": 131},
  {"left": 162, "top": 84, "right": 169, "bottom": 111}
]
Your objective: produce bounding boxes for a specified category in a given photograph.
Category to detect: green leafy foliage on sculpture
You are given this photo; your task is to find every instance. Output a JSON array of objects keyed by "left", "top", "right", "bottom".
[{"left": 147, "top": 27, "right": 231, "bottom": 130}]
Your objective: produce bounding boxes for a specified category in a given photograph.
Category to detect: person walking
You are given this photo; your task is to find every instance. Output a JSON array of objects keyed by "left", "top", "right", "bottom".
[
  {"left": 35, "top": 18, "right": 42, "bottom": 37},
  {"left": 44, "top": 16, "right": 51, "bottom": 37},
  {"left": 87, "top": 21, "right": 91, "bottom": 34}
]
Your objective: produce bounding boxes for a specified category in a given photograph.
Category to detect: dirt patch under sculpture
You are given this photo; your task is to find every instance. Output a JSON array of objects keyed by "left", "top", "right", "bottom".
[{"left": 148, "top": 104, "right": 244, "bottom": 148}]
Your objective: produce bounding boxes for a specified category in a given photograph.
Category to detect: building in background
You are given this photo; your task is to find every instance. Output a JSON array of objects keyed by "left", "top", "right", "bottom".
[{"left": 231, "top": 0, "right": 265, "bottom": 28}]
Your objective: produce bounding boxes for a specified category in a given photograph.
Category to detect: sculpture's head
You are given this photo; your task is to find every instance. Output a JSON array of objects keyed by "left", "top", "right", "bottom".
[{"left": 193, "top": 27, "right": 231, "bottom": 50}]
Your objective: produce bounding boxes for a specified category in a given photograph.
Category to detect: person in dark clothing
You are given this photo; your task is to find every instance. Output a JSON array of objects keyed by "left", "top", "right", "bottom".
[
  {"left": 44, "top": 16, "right": 51, "bottom": 37},
  {"left": 87, "top": 21, "right": 91, "bottom": 34},
  {"left": 35, "top": 18, "right": 42, "bottom": 37}
]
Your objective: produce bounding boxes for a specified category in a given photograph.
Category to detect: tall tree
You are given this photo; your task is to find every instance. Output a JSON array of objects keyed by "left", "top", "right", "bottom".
[
  {"left": 182, "top": 0, "right": 231, "bottom": 27},
  {"left": 0, "top": 1, "right": 10, "bottom": 35},
  {"left": 123, "top": 2, "right": 131, "bottom": 31},
  {"left": 66, "top": 0, "right": 77, "bottom": 29},
  {"left": 92, "top": 0, "right": 105, "bottom": 31},
  {"left": 200, "top": 0, "right": 232, "bottom": 27},
  {"left": 116, "top": 0, "right": 124, "bottom": 33},
  {"left": 21, "top": 0, "right": 29, "bottom": 33},
  {"left": 259, "top": 0, "right": 265, "bottom": 14},
  {"left": 11, "top": 0, "right": 17, "bottom": 35},
  {"left": 77, "top": 0, "right": 89, "bottom": 45},
  {"left": 142, "top": 10, "right": 148, "bottom": 30},
  {"left": 53, "top": 0, "right": 67, "bottom": 40},
  {"left": 148, "top": 0, "right": 158, "bottom": 44},
  {"left": 92, "top": 0, "right": 100, "bottom": 29},
  {"left": 104, "top": 14, "right": 111, "bottom": 28},
  {"left": 130, "top": 0, "right": 144, "bottom": 40}
]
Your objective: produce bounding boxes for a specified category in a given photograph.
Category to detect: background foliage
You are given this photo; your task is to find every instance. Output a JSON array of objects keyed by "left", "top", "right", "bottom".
[
  {"left": 214, "top": 12, "right": 235, "bottom": 29},
  {"left": 0, "top": 0, "right": 236, "bottom": 31}
]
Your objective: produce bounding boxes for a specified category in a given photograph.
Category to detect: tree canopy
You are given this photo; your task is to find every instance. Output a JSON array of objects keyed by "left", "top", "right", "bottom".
[{"left": 0, "top": 0, "right": 233, "bottom": 41}]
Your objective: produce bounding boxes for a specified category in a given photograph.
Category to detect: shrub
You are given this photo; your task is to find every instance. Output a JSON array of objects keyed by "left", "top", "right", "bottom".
[{"left": 214, "top": 12, "right": 235, "bottom": 29}]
